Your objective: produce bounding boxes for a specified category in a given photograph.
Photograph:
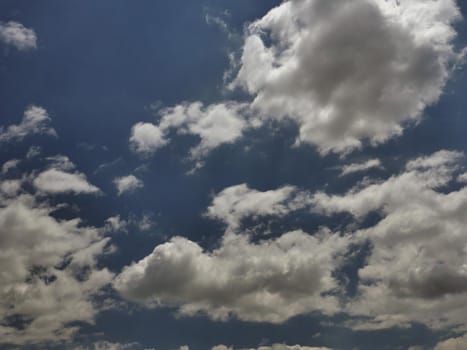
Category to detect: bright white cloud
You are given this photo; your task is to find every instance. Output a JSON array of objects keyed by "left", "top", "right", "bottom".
[
  {"left": 0, "top": 106, "right": 56, "bottom": 143},
  {"left": 312, "top": 150, "right": 467, "bottom": 330},
  {"left": 34, "top": 168, "right": 100, "bottom": 195},
  {"left": 339, "top": 159, "right": 382, "bottom": 177},
  {"left": 114, "top": 229, "right": 350, "bottom": 323},
  {"left": 113, "top": 175, "right": 143, "bottom": 195},
  {"left": 233, "top": 0, "right": 462, "bottom": 154},
  {"left": 0, "top": 21, "right": 37, "bottom": 50},
  {"left": 130, "top": 102, "right": 248, "bottom": 161},
  {"left": 206, "top": 184, "right": 311, "bottom": 231}
]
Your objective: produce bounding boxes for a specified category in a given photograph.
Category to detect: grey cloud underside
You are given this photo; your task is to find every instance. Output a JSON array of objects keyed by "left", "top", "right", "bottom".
[
  {"left": 115, "top": 150, "right": 467, "bottom": 330},
  {"left": 129, "top": 0, "right": 462, "bottom": 160}
]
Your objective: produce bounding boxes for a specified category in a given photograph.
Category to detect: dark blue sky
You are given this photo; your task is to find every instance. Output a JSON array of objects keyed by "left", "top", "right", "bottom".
[{"left": 1, "top": 1, "right": 467, "bottom": 350}]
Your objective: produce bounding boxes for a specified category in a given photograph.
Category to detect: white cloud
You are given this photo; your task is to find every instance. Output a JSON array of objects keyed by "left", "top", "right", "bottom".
[
  {"left": 130, "top": 102, "right": 248, "bottom": 161},
  {"left": 311, "top": 150, "right": 467, "bottom": 330},
  {"left": 232, "top": 0, "right": 462, "bottom": 154},
  {"left": 0, "top": 106, "right": 56, "bottom": 143},
  {"left": 0, "top": 21, "right": 37, "bottom": 50},
  {"left": 105, "top": 215, "right": 128, "bottom": 233},
  {"left": 206, "top": 184, "right": 310, "bottom": 231},
  {"left": 434, "top": 333, "right": 467, "bottom": 350},
  {"left": 130, "top": 122, "right": 167, "bottom": 155},
  {"left": 0, "top": 190, "right": 113, "bottom": 345},
  {"left": 114, "top": 229, "right": 350, "bottom": 323},
  {"left": 113, "top": 175, "right": 143, "bottom": 195},
  {"left": 339, "top": 159, "right": 382, "bottom": 177},
  {"left": 34, "top": 168, "right": 100, "bottom": 195}
]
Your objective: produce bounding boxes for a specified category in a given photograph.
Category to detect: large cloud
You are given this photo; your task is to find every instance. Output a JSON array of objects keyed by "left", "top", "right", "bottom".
[
  {"left": 0, "top": 191, "right": 113, "bottom": 345},
  {"left": 0, "top": 150, "right": 113, "bottom": 345},
  {"left": 114, "top": 229, "right": 350, "bottom": 323},
  {"left": 434, "top": 333, "right": 467, "bottom": 350},
  {"left": 0, "top": 21, "right": 37, "bottom": 50},
  {"left": 233, "top": 0, "right": 462, "bottom": 154},
  {"left": 312, "top": 150, "right": 467, "bottom": 330}
]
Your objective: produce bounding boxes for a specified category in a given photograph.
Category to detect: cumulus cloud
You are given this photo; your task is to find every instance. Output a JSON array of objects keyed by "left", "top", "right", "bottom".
[
  {"left": 115, "top": 229, "right": 350, "bottom": 323},
  {"left": 113, "top": 175, "right": 143, "bottom": 195},
  {"left": 233, "top": 0, "right": 462, "bottom": 154},
  {"left": 0, "top": 185, "right": 113, "bottom": 345},
  {"left": 34, "top": 168, "right": 100, "bottom": 195},
  {"left": 339, "top": 159, "right": 382, "bottom": 177},
  {"left": 130, "top": 102, "right": 248, "bottom": 161},
  {"left": 206, "top": 184, "right": 311, "bottom": 231},
  {"left": 311, "top": 150, "right": 467, "bottom": 330},
  {"left": 0, "top": 21, "right": 37, "bottom": 50},
  {"left": 0, "top": 106, "right": 56, "bottom": 143},
  {"left": 434, "top": 333, "right": 467, "bottom": 350}
]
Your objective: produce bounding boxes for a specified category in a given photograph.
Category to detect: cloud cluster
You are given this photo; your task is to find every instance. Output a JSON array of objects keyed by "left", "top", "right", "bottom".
[
  {"left": 234, "top": 0, "right": 462, "bottom": 154},
  {"left": 130, "top": 102, "right": 248, "bottom": 161},
  {"left": 0, "top": 106, "right": 56, "bottom": 143},
  {"left": 0, "top": 21, "right": 37, "bottom": 50},
  {"left": 114, "top": 229, "right": 349, "bottom": 323},
  {"left": 129, "top": 0, "right": 463, "bottom": 162},
  {"left": 313, "top": 150, "right": 467, "bottom": 330},
  {"left": 0, "top": 135, "right": 111, "bottom": 345},
  {"left": 0, "top": 187, "right": 113, "bottom": 345}
]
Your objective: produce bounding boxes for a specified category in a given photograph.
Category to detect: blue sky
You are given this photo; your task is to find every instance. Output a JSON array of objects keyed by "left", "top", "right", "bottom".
[{"left": 1, "top": 1, "right": 467, "bottom": 349}]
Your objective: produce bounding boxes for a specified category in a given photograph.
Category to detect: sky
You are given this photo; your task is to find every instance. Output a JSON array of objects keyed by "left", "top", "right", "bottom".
[{"left": 1, "top": 0, "right": 467, "bottom": 349}]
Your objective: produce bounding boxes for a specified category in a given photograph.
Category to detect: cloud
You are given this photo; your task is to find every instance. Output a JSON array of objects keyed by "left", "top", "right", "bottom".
[
  {"left": 114, "top": 229, "right": 350, "bottom": 323},
  {"left": 74, "top": 341, "right": 142, "bottom": 350},
  {"left": 311, "top": 150, "right": 467, "bottom": 330},
  {"left": 434, "top": 334, "right": 467, "bottom": 350},
  {"left": 130, "top": 102, "right": 248, "bottom": 161},
  {"left": 113, "top": 175, "right": 143, "bottom": 195},
  {"left": 0, "top": 21, "right": 37, "bottom": 50},
  {"left": 206, "top": 184, "right": 311, "bottom": 231},
  {"left": 0, "top": 185, "right": 113, "bottom": 345},
  {"left": 1, "top": 159, "right": 20, "bottom": 175},
  {"left": 34, "top": 168, "right": 100, "bottom": 195},
  {"left": 339, "top": 159, "right": 382, "bottom": 177},
  {"left": 232, "top": 0, "right": 462, "bottom": 154},
  {"left": 0, "top": 106, "right": 56, "bottom": 143}
]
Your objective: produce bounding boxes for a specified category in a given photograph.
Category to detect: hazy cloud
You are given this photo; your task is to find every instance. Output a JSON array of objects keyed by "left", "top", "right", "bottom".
[
  {"left": 114, "top": 175, "right": 143, "bottom": 195},
  {"left": 0, "top": 106, "right": 56, "bottom": 143},
  {"left": 0, "top": 21, "right": 37, "bottom": 50}
]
